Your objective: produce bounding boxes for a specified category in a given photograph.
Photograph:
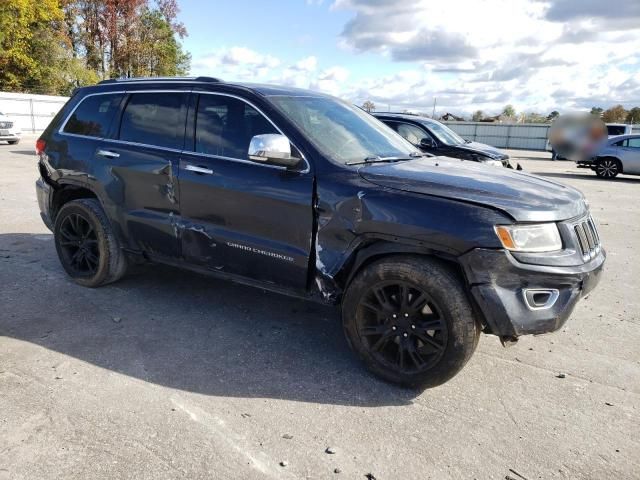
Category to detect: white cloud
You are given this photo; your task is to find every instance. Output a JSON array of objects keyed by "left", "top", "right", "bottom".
[
  {"left": 190, "top": 1, "right": 640, "bottom": 117},
  {"left": 329, "top": 0, "right": 640, "bottom": 115},
  {"left": 221, "top": 47, "right": 280, "bottom": 68},
  {"left": 292, "top": 56, "right": 318, "bottom": 72}
]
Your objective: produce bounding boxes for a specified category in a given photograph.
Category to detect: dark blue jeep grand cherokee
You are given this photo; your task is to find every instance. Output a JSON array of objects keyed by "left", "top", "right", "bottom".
[{"left": 35, "top": 77, "right": 605, "bottom": 387}]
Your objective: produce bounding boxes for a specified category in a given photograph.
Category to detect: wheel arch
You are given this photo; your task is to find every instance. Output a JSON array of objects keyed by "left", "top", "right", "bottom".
[
  {"left": 335, "top": 238, "right": 465, "bottom": 292},
  {"left": 50, "top": 182, "right": 100, "bottom": 223},
  {"left": 330, "top": 239, "right": 490, "bottom": 332}
]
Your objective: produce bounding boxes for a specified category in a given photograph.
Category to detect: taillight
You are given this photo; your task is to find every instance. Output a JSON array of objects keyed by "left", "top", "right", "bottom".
[{"left": 35, "top": 138, "right": 46, "bottom": 155}]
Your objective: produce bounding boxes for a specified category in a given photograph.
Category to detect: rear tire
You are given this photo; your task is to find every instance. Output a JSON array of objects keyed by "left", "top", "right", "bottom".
[
  {"left": 54, "top": 199, "right": 127, "bottom": 287},
  {"left": 595, "top": 157, "right": 620, "bottom": 179},
  {"left": 342, "top": 256, "right": 480, "bottom": 388}
]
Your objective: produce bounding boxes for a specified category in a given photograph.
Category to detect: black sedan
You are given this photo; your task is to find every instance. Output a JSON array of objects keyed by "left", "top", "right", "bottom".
[{"left": 373, "top": 113, "right": 520, "bottom": 169}]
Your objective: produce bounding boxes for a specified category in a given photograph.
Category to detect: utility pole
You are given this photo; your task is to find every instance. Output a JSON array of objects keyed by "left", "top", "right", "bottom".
[{"left": 432, "top": 98, "right": 437, "bottom": 119}]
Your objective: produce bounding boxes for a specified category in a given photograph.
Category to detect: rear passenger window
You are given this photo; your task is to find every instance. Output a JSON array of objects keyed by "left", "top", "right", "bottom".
[
  {"left": 63, "top": 94, "right": 123, "bottom": 137},
  {"left": 119, "top": 92, "right": 188, "bottom": 150},
  {"left": 626, "top": 137, "right": 640, "bottom": 148},
  {"left": 195, "top": 95, "right": 278, "bottom": 159}
]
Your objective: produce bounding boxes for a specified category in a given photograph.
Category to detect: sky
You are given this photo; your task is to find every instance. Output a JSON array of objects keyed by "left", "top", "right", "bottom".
[{"left": 177, "top": 0, "right": 640, "bottom": 116}]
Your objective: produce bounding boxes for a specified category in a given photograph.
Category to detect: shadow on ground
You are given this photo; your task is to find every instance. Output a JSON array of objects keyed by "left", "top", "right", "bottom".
[{"left": 0, "top": 233, "right": 416, "bottom": 407}]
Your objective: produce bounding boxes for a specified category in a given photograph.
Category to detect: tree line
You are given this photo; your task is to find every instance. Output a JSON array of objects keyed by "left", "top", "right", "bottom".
[
  {"left": 362, "top": 100, "right": 640, "bottom": 124},
  {"left": 0, "top": 0, "right": 190, "bottom": 96}
]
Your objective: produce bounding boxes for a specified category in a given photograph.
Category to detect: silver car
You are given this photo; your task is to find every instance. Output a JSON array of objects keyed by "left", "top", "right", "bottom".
[{"left": 577, "top": 134, "right": 640, "bottom": 179}]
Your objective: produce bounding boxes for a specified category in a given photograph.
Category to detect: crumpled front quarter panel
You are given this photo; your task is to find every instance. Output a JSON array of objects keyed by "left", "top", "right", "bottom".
[{"left": 312, "top": 168, "right": 509, "bottom": 300}]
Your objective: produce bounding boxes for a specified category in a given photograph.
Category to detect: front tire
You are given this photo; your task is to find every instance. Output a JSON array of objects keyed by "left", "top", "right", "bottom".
[
  {"left": 595, "top": 157, "right": 620, "bottom": 178},
  {"left": 54, "top": 199, "right": 127, "bottom": 287},
  {"left": 342, "top": 256, "right": 480, "bottom": 388},
  {"left": 8, "top": 140, "right": 19, "bottom": 145}
]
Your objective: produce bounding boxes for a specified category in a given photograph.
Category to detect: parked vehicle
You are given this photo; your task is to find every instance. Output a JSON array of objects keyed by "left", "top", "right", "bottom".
[
  {"left": 605, "top": 123, "right": 640, "bottom": 137},
  {"left": 577, "top": 134, "right": 640, "bottom": 179},
  {"left": 547, "top": 123, "right": 640, "bottom": 159},
  {"left": 0, "top": 112, "right": 21, "bottom": 144},
  {"left": 35, "top": 77, "right": 605, "bottom": 387},
  {"left": 373, "top": 112, "right": 518, "bottom": 168}
]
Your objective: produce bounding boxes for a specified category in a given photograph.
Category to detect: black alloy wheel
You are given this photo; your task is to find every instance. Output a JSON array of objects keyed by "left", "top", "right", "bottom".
[
  {"left": 343, "top": 256, "right": 480, "bottom": 388},
  {"left": 356, "top": 280, "right": 448, "bottom": 374},
  {"left": 57, "top": 213, "right": 100, "bottom": 276},
  {"left": 596, "top": 158, "right": 620, "bottom": 178}
]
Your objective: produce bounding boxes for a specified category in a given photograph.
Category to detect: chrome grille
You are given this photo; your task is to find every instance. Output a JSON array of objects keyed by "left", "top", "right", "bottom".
[
  {"left": 574, "top": 216, "right": 601, "bottom": 260},
  {"left": 0, "top": 121, "right": 13, "bottom": 129}
]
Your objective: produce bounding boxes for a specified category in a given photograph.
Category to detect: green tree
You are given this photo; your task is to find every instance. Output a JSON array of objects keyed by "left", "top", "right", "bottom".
[
  {"left": 590, "top": 107, "right": 603, "bottom": 117},
  {"left": 626, "top": 107, "right": 640, "bottom": 124},
  {"left": 132, "top": 7, "right": 190, "bottom": 77},
  {"left": 502, "top": 104, "right": 516, "bottom": 118},
  {"left": 602, "top": 105, "right": 628, "bottom": 123},
  {"left": 525, "top": 112, "right": 547, "bottom": 123},
  {"left": 546, "top": 110, "right": 560, "bottom": 122},
  {"left": 0, "top": 0, "right": 66, "bottom": 93},
  {"left": 472, "top": 110, "right": 483, "bottom": 121}
]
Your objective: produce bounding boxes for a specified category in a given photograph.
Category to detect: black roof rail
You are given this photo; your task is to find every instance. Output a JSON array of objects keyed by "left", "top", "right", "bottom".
[
  {"left": 374, "top": 111, "right": 423, "bottom": 116},
  {"left": 98, "top": 76, "right": 222, "bottom": 85}
]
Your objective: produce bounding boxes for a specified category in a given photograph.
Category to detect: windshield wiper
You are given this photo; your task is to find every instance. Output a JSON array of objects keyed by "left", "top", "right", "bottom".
[{"left": 346, "top": 155, "right": 417, "bottom": 166}]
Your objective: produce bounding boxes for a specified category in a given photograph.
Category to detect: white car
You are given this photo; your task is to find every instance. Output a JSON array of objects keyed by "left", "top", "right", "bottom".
[{"left": 0, "top": 112, "right": 22, "bottom": 145}]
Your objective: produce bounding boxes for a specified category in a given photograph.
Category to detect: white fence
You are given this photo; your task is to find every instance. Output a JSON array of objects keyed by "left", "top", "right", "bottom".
[
  {"left": 442, "top": 121, "right": 551, "bottom": 151},
  {"left": 0, "top": 92, "right": 69, "bottom": 132}
]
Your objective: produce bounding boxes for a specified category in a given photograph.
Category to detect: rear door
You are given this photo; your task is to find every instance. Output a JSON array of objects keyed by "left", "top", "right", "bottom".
[
  {"left": 99, "top": 90, "right": 189, "bottom": 258},
  {"left": 57, "top": 92, "right": 125, "bottom": 190},
  {"left": 178, "top": 92, "right": 314, "bottom": 290},
  {"left": 618, "top": 137, "right": 640, "bottom": 174}
]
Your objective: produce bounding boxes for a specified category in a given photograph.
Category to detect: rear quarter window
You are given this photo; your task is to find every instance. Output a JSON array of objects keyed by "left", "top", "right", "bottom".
[{"left": 63, "top": 94, "right": 124, "bottom": 137}]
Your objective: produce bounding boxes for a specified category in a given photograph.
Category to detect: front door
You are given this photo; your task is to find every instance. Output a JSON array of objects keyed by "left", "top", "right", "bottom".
[{"left": 178, "top": 93, "right": 314, "bottom": 290}]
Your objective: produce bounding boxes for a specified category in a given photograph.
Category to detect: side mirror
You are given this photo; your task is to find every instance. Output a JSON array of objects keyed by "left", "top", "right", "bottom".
[
  {"left": 420, "top": 137, "right": 436, "bottom": 149},
  {"left": 248, "top": 134, "right": 302, "bottom": 168}
]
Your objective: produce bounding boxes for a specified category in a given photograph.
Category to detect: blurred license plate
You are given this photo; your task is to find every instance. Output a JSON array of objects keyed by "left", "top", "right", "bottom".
[{"left": 0, "top": 130, "right": 9, "bottom": 135}]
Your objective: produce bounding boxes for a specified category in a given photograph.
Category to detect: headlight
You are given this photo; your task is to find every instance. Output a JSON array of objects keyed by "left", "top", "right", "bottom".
[
  {"left": 485, "top": 159, "right": 503, "bottom": 167},
  {"left": 494, "top": 223, "right": 562, "bottom": 252}
]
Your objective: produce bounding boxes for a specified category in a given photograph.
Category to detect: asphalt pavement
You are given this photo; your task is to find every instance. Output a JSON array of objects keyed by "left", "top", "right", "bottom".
[{"left": 1, "top": 136, "right": 638, "bottom": 479}]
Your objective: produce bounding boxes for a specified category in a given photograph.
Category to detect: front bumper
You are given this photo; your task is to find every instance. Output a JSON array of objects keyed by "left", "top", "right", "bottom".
[
  {"left": 0, "top": 130, "right": 21, "bottom": 141},
  {"left": 460, "top": 248, "right": 605, "bottom": 338},
  {"left": 36, "top": 177, "right": 54, "bottom": 231}
]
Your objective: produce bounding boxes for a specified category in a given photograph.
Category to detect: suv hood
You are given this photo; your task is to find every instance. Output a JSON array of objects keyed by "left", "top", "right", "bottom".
[
  {"left": 359, "top": 156, "right": 587, "bottom": 222},
  {"left": 456, "top": 141, "right": 507, "bottom": 159}
]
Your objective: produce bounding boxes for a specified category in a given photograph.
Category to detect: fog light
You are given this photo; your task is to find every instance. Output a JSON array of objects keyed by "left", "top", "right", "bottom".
[{"left": 523, "top": 289, "right": 559, "bottom": 310}]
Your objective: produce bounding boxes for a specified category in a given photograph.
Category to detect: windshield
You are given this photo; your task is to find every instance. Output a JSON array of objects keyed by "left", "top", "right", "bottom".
[
  {"left": 424, "top": 121, "right": 466, "bottom": 146},
  {"left": 268, "top": 95, "right": 419, "bottom": 165}
]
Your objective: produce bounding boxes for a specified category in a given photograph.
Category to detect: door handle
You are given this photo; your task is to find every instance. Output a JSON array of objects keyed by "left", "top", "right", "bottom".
[
  {"left": 184, "top": 164, "right": 214, "bottom": 175},
  {"left": 96, "top": 149, "right": 120, "bottom": 159}
]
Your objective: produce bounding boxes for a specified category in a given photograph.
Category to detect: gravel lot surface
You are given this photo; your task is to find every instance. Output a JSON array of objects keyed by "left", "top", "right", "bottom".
[{"left": 1, "top": 136, "right": 639, "bottom": 479}]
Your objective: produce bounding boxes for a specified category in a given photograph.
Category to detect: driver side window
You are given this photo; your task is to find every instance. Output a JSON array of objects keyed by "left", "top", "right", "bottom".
[
  {"left": 394, "top": 122, "right": 431, "bottom": 147},
  {"left": 195, "top": 94, "right": 278, "bottom": 159}
]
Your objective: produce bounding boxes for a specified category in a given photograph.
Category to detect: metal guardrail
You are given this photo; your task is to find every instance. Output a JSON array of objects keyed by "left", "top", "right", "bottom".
[{"left": 442, "top": 121, "right": 551, "bottom": 151}]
